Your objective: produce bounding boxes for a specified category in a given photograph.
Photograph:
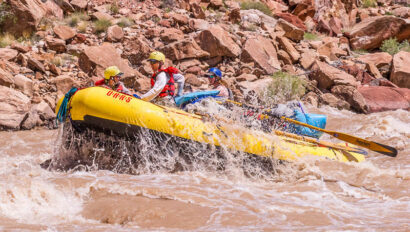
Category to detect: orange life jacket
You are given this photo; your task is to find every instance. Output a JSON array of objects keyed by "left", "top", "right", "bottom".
[{"left": 150, "top": 67, "right": 178, "bottom": 98}]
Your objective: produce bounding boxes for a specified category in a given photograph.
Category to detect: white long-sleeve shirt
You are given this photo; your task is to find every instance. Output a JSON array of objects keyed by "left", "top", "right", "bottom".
[{"left": 141, "top": 72, "right": 185, "bottom": 102}]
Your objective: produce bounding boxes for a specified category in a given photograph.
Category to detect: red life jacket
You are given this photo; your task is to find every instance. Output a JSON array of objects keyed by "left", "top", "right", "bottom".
[
  {"left": 150, "top": 67, "right": 178, "bottom": 98},
  {"left": 95, "top": 79, "right": 128, "bottom": 94}
]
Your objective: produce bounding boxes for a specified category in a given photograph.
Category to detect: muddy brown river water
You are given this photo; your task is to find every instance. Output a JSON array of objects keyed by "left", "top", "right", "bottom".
[{"left": 0, "top": 107, "right": 409, "bottom": 231}]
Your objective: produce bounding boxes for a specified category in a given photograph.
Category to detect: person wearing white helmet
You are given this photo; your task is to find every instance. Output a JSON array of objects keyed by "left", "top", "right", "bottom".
[
  {"left": 140, "top": 51, "right": 185, "bottom": 105},
  {"left": 94, "top": 66, "right": 132, "bottom": 95}
]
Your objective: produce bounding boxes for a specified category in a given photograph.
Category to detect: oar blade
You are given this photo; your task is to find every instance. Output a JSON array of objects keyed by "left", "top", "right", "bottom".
[
  {"left": 333, "top": 132, "right": 398, "bottom": 157},
  {"left": 373, "top": 142, "right": 398, "bottom": 157}
]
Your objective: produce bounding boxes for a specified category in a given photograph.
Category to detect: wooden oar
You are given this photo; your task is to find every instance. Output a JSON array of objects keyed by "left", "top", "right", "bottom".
[
  {"left": 282, "top": 117, "right": 398, "bottom": 157},
  {"left": 273, "top": 130, "right": 367, "bottom": 155}
]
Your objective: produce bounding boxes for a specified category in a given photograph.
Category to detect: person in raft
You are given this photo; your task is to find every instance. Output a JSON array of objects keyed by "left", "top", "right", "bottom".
[
  {"left": 95, "top": 66, "right": 132, "bottom": 95},
  {"left": 205, "top": 67, "right": 233, "bottom": 99},
  {"left": 140, "top": 51, "right": 185, "bottom": 106}
]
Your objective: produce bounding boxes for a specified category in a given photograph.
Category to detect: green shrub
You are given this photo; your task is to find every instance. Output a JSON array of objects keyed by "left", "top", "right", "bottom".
[
  {"left": 0, "top": 2, "right": 17, "bottom": 27},
  {"left": 240, "top": 1, "right": 272, "bottom": 17},
  {"left": 380, "top": 38, "right": 410, "bottom": 55},
  {"left": 77, "top": 21, "right": 88, "bottom": 33},
  {"left": 262, "top": 71, "right": 306, "bottom": 104},
  {"left": 38, "top": 18, "right": 54, "bottom": 31},
  {"left": 362, "top": 0, "right": 377, "bottom": 8},
  {"left": 117, "top": 17, "right": 134, "bottom": 28},
  {"left": 65, "top": 11, "right": 90, "bottom": 27},
  {"left": 353, "top": 49, "right": 368, "bottom": 55},
  {"left": 0, "top": 33, "right": 14, "bottom": 48},
  {"left": 51, "top": 57, "right": 63, "bottom": 67},
  {"left": 93, "top": 19, "right": 112, "bottom": 33},
  {"left": 110, "top": 1, "right": 119, "bottom": 14},
  {"left": 303, "top": 32, "right": 319, "bottom": 41},
  {"left": 398, "top": 40, "right": 410, "bottom": 52}
]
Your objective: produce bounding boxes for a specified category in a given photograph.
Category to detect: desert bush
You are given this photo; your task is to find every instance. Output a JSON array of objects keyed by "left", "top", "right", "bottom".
[
  {"left": 65, "top": 11, "right": 90, "bottom": 27},
  {"left": 117, "top": 17, "right": 134, "bottom": 28},
  {"left": 51, "top": 57, "right": 63, "bottom": 67},
  {"left": 77, "top": 21, "right": 88, "bottom": 33},
  {"left": 109, "top": 1, "right": 119, "bottom": 14},
  {"left": 93, "top": 19, "right": 112, "bottom": 33},
  {"left": 0, "top": 2, "right": 17, "bottom": 27},
  {"left": 362, "top": 0, "right": 377, "bottom": 8},
  {"left": 380, "top": 38, "right": 410, "bottom": 55},
  {"left": 262, "top": 71, "right": 306, "bottom": 104},
  {"left": 240, "top": 1, "right": 272, "bottom": 16},
  {"left": 0, "top": 33, "right": 14, "bottom": 48},
  {"left": 303, "top": 32, "right": 319, "bottom": 41},
  {"left": 353, "top": 49, "right": 368, "bottom": 56}
]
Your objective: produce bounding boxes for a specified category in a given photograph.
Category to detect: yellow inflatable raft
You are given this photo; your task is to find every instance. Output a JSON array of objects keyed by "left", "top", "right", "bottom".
[{"left": 56, "top": 87, "right": 365, "bottom": 163}]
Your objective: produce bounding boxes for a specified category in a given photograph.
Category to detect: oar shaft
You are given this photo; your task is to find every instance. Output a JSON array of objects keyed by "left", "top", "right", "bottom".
[{"left": 282, "top": 117, "right": 397, "bottom": 157}]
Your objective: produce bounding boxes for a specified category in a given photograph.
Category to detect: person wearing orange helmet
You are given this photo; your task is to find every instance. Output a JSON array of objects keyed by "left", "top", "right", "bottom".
[
  {"left": 140, "top": 51, "right": 185, "bottom": 105},
  {"left": 94, "top": 66, "right": 131, "bottom": 95}
]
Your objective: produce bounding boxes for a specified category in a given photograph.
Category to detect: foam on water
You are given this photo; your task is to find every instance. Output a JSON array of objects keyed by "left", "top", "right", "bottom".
[{"left": 0, "top": 104, "right": 409, "bottom": 231}]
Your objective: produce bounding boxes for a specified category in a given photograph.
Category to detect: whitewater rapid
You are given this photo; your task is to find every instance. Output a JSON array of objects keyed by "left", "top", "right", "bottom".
[{"left": 0, "top": 107, "right": 409, "bottom": 231}]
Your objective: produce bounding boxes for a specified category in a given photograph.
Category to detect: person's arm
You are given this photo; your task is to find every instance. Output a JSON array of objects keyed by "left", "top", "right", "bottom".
[
  {"left": 118, "top": 82, "right": 132, "bottom": 95},
  {"left": 173, "top": 73, "right": 185, "bottom": 96},
  {"left": 140, "top": 72, "right": 168, "bottom": 101},
  {"left": 95, "top": 79, "right": 105, "bottom": 86}
]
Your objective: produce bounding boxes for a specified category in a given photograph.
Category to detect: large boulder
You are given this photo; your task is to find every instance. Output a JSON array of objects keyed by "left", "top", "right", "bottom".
[
  {"left": 53, "top": 25, "right": 76, "bottom": 41},
  {"left": 348, "top": 16, "right": 406, "bottom": 50},
  {"left": 357, "top": 52, "right": 392, "bottom": 68},
  {"left": 309, "top": 61, "right": 358, "bottom": 90},
  {"left": 0, "top": 48, "right": 18, "bottom": 61},
  {"left": 163, "top": 38, "right": 209, "bottom": 60},
  {"left": 358, "top": 86, "right": 410, "bottom": 113},
  {"left": 397, "top": 19, "right": 410, "bottom": 42},
  {"left": 390, "top": 51, "right": 410, "bottom": 89},
  {"left": 79, "top": 43, "right": 136, "bottom": 79},
  {"left": 160, "top": 28, "right": 184, "bottom": 43},
  {"left": 5, "top": 0, "right": 63, "bottom": 36},
  {"left": 197, "top": 25, "right": 241, "bottom": 58},
  {"left": 331, "top": 85, "right": 368, "bottom": 113},
  {"left": 0, "top": 68, "right": 14, "bottom": 87},
  {"left": 106, "top": 25, "right": 124, "bottom": 42},
  {"left": 275, "top": 13, "right": 306, "bottom": 31},
  {"left": 70, "top": 0, "right": 88, "bottom": 10},
  {"left": 45, "top": 36, "right": 66, "bottom": 53},
  {"left": 299, "top": 49, "right": 318, "bottom": 69},
  {"left": 241, "top": 9, "right": 278, "bottom": 29},
  {"left": 241, "top": 36, "right": 281, "bottom": 75},
  {"left": 33, "top": 100, "right": 55, "bottom": 121},
  {"left": 320, "top": 93, "right": 350, "bottom": 110},
  {"left": 317, "top": 41, "right": 347, "bottom": 61},
  {"left": 277, "top": 36, "right": 300, "bottom": 63},
  {"left": 0, "top": 86, "right": 31, "bottom": 130},
  {"left": 275, "top": 18, "right": 304, "bottom": 42},
  {"left": 122, "top": 36, "right": 152, "bottom": 65},
  {"left": 52, "top": 75, "right": 75, "bottom": 94},
  {"left": 13, "top": 74, "right": 33, "bottom": 97}
]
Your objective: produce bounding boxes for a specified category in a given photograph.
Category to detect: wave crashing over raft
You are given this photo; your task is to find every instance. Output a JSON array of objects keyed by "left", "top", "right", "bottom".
[{"left": 43, "top": 121, "right": 286, "bottom": 180}]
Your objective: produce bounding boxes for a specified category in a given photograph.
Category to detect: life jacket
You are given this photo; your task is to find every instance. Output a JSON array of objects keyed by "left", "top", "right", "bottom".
[{"left": 150, "top": 67, "right": 178, "bottom": 98}]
